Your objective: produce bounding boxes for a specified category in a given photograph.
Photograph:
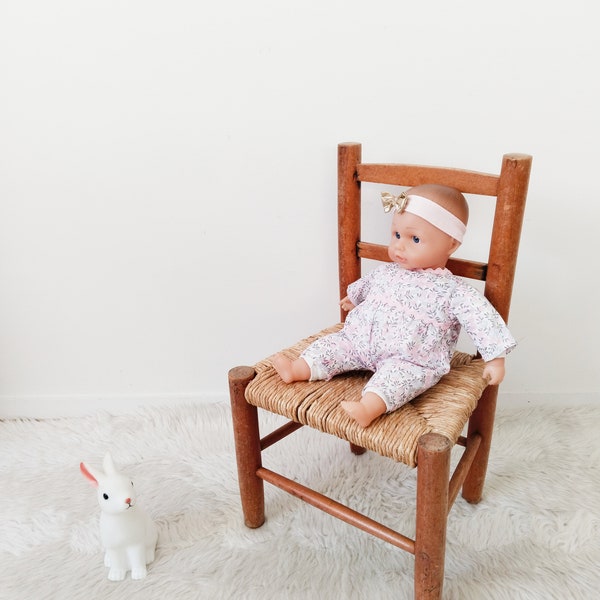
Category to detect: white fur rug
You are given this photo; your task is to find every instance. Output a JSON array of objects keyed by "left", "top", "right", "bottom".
[{"left": 1, "top": 403, "right": 598, "bottom": 600}]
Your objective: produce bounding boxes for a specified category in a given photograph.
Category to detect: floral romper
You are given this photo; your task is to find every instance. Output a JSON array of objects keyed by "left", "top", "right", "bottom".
[{"left": 301, "top": 264, "right": 516, "bottom": 413}]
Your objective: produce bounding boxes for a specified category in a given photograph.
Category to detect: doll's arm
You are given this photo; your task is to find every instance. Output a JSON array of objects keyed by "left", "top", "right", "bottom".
[
  {"left": 340, "top": 296, "right": 356, "bottom": 312},
  {"left": 346, "top": 268, "right": 378, "bottom": 307},
  {"left": 451, "top": 283, "right": 517, "bottom": 362},
  {"left": 482, "top": 356, "right": 505, "bottom": 386}
]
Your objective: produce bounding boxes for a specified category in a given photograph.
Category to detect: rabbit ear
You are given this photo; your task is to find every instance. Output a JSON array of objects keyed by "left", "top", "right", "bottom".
[
  {"left": 103, "top": 452, "right": 117, "bottom": 475},
  {"left": 80, "top": 462, "right": 99, "bottom": 488}
]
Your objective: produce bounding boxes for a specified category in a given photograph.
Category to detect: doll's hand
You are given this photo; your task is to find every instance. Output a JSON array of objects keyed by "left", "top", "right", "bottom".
[
  {"left": 340, "top": 296, "right": 356, "bottom": 312},
  {"left": 482, "top": 357, "right": 506, "bottom": 386}
]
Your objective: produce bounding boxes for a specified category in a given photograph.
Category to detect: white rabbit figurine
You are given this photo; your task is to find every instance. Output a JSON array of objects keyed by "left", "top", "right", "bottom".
[{"left": 80, "top": 452, "right": 158, "bottom": 581}]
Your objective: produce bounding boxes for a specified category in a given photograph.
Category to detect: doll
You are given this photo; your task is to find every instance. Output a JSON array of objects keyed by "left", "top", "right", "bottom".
[{"left": 272, "top": 184, "right": 516, "bottom": 427}]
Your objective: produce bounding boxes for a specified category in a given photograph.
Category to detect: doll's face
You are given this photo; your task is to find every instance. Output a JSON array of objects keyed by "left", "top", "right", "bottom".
[{"left": 388, "top": 211, "right": 460, "bottom": 270}]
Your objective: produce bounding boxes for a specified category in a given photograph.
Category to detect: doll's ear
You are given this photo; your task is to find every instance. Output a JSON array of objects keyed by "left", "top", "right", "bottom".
[
  {"left": 449, "top": 238, "right": 461, "bottom": 255},
  {"left": 80, "top": 462, "right": 99, "bottom": 487}
]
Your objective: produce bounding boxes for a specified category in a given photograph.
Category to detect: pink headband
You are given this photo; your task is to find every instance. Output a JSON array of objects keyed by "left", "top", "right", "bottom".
[{"left": 381, "top": 191, "right": 466, "bottom": 243}]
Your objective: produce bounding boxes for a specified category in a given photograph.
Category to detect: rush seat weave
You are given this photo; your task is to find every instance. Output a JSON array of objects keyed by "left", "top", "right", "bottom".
[{"left": 245, "top": 324, "right": 488, "bottom": 467}]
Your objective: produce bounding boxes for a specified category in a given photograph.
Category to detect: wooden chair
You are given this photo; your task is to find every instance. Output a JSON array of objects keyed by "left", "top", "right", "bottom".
[{"left": 228, "top": 143, "right": 531, "bottom": 599}]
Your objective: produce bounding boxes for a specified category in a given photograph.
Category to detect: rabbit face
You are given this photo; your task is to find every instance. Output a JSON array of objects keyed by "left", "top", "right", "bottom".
[
  {"left": 96, "top": 473, "right": 137, "bottom": 515},
  {"left": 80, "top": 453, "right": 141, "bottom": 515}
]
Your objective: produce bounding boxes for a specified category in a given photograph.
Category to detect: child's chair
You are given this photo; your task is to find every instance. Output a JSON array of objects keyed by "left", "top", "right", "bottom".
[{"left": 228, "top": 143, "right": 532, "bottom": 599}]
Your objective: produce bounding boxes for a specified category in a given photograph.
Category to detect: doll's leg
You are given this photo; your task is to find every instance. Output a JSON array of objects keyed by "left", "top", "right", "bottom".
[
  {"left": 273, "top": 331, "right": 361, "bottom": 384},
  {"left": 342, "top": 360, "right": 436, "bottom": 427}
]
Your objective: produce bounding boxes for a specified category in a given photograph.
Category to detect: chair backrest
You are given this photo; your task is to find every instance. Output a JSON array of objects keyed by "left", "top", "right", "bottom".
[{"left": 337, "top": 143, "right": 532, "bottom": 325}]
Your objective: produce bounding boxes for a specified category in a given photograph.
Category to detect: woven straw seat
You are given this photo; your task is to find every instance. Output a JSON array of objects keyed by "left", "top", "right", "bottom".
[{"left": 246, "top": 324, "right": 487, "bottom": 467}]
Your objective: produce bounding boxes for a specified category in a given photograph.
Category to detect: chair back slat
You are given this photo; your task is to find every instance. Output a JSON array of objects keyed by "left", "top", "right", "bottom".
[
  {"left": 357, "top": 242, "right": 488, "bottom": 281},
  {"left": 357, "top": 163, "right": 500, "bottom": 195}
]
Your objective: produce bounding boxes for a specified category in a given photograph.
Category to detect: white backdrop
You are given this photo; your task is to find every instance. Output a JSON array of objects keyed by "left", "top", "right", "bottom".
[{"left": 1, "top": 0, "right": 598, "bottom": 417}]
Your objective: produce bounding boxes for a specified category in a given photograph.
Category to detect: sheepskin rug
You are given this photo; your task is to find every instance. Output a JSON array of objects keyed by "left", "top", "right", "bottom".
[{"left": 0, "top": 402, "right": 598, "bottom": 599}]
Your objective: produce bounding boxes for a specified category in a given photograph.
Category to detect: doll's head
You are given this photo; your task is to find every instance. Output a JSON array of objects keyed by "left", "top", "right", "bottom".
[{"left": 382, "top": 184, "right": 469, "bottom": 271}]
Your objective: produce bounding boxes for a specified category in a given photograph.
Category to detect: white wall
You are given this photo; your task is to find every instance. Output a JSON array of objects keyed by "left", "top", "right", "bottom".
[{"left": 1, "top": 0, "right": 598, "bottom": 417}]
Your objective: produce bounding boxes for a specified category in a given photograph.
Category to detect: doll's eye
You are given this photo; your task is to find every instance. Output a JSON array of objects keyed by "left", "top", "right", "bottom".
[
  {"left": 103, "top": 493, "right": 109, "bottom": 500},
  {"left": 395, "top": 232, "right": 401, "bottom": 239},
  {"left": 412, "top": 236, "right": 420, "bottom": 244}
]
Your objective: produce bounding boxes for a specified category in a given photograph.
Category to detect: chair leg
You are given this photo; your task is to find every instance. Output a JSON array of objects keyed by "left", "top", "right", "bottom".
[
  {"left": 349, "top": 443, "right": 367, "bottom": 455},
  {"left": 414, "top": 433, "right": 452, "bottom": 600},
  {"left": 228, "top": 366, "right": 265, "bottom": 528},
  {"left": 462, "top": 386, "right": 498, "bottom": 503}
]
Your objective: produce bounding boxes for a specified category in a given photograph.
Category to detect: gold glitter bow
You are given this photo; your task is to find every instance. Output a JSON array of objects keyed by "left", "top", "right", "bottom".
[{"left": 381, "top": 191, "right": 409, "bottom": 214}]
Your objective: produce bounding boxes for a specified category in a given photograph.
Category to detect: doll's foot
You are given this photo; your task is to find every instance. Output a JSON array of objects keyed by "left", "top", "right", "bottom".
[
  {"left": 272, "top": 354, "right": 295, "bottom": 383},
  {"left": 341, "top": 401, "right": 377, "bottom": 427},
  {"left": 272, "top": 354, "right": 310, "bottom": 383},
  {"left": 341, "top": 393, "right": 387, "bottom": 427}
]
